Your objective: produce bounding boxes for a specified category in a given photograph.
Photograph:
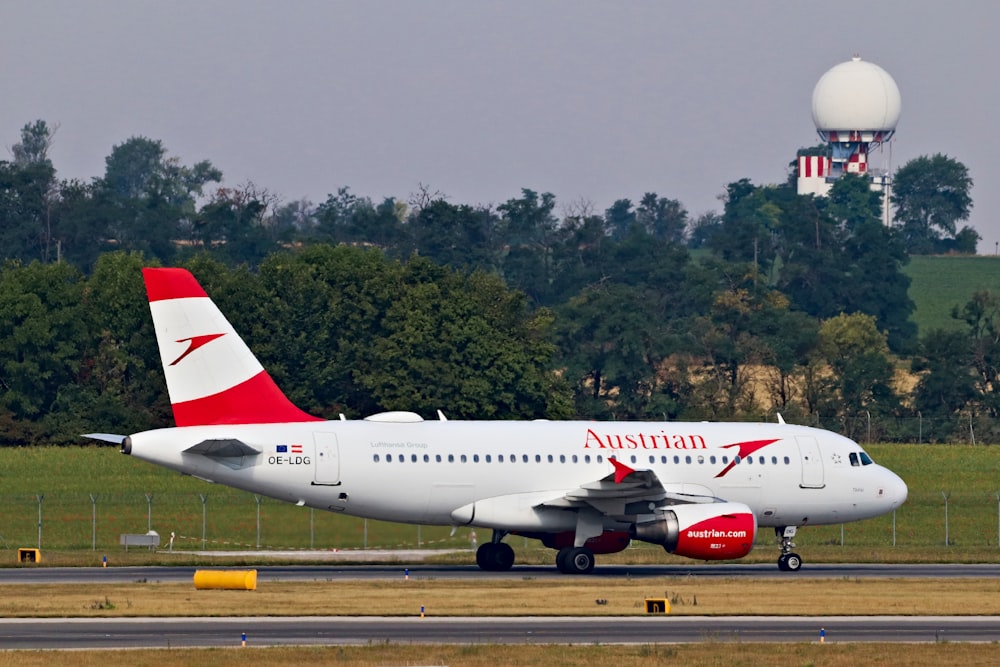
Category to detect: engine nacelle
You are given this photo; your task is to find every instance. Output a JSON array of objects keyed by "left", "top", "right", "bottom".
[{"left": 630, "top": 502, "right": 756, "bottom": 560}]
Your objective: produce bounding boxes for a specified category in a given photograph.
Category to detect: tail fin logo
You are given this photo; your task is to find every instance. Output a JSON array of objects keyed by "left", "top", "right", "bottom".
[{"left": 170, "top": 333, "right": 226, "bottom": 366}]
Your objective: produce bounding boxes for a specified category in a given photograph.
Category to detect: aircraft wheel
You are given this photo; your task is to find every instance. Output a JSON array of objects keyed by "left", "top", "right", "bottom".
[
  {"left": 476, "top": 542, "right": 514, "bottom": 571},
  {"left": 777, "top": 554, "right": 788, "bottom": 571},
  {"left": 494, "top": 542, "right": 515, "bottom": 571},
  {"left": 561, "top": 547, "right": 595, "bottom": 574},
  {"left": 476, "top": 543, "right": 496, "bottom": 570},
  {"left": 555, "top": 547, "right": 572, "bottom": 573},
  {"left": 784, "top": 553, "right": 802, "bottom": 571}
]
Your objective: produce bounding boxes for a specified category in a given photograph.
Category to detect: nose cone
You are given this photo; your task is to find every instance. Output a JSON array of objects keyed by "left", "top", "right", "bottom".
[{"left": 882, "top": 468, "right": 908, "bottom": 509}]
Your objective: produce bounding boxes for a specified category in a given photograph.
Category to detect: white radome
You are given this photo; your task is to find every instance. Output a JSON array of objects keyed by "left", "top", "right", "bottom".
[{"left": 811, "top": 56, "right": 901, "bottom": 132}]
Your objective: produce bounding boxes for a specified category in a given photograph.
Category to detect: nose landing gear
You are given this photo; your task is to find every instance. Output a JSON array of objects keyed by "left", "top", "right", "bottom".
[{"left": 776, "top": 526, "right": 802, "bottom": 571}]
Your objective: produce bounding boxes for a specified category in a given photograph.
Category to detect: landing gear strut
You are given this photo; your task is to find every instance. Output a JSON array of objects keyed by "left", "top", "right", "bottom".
[
  {"left": 555, "top": 546, "right": 595, "bottom": 574},
  {"left": 475, "top": 530, "right": 515, "bottom": 571},
  {"left": 775, "top": 526, "right": 802, "bottom": 571}
]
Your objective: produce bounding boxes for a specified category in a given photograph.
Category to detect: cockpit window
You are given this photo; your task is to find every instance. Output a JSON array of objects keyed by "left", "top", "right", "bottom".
[{"left": 851, "top": 451, "right": 874, "bottom": 466}]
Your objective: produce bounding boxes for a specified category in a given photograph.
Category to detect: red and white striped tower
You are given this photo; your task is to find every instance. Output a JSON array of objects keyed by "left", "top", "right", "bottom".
[{"left": 797, "top": 56, "right": 901, "bottom": 208}]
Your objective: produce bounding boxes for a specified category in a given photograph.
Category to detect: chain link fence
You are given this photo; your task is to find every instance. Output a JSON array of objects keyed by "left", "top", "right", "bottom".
[{"left": 2, "top": 488, "right": 1000, "bottom": 553}]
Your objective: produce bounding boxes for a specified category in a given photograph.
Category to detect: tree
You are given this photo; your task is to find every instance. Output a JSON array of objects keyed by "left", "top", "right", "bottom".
[
  {"left": 891, "top": 153, "right": 975, "bottom": 254},
  {"left": 498, "top": 189, "right": 559, "bottom": 304},
  {"left": 99, "top": 137, "right": 222, "bottom": 262},
  {"left": 409, "top": 199, "right": 500, "bottom": 271},
  {"left": 0, "top": 121, "right": 59, "bottom": 263},
  {"left": 189, "top": 183, "right": 290, "bottom": 266},
  {"left": 0, "top": 261, "right": 87, "bottom": 443},
  {"left": 816, "top": 313, "right": 900, "bottom": 439}
]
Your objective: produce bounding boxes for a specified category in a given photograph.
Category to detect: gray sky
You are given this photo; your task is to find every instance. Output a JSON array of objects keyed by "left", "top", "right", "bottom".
[{"left": 2, "top": 1, "right": 996, "bottom": 251}]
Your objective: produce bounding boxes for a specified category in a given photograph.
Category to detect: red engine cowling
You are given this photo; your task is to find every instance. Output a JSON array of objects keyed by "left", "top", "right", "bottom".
[
  {"left": 539, "top": 530, "right": 631, "bottom": 554},
  {"left": 630, "top": 502, "right": 756, "bottom": 560}
]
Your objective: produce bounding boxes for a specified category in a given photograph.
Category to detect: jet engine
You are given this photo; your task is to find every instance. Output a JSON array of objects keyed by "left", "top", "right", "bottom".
[{"left": 630, "top": 501, "right": 756, "bottom": 560}]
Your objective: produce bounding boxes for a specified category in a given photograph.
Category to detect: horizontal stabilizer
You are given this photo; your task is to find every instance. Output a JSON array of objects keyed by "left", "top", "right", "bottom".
[{"left": 82, "top": 433, "right": 127, "bottom": 445}]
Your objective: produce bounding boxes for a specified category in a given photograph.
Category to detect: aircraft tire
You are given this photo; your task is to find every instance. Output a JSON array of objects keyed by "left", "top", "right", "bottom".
[
  {"left": 784, "top": 553, "right": 802, "bottom": 571},
  {"left": 561, "top": 547, "right": 595, "bottom": 574},
  {"left": 555, "top": 547, "right": 571, "bottom": 572}
]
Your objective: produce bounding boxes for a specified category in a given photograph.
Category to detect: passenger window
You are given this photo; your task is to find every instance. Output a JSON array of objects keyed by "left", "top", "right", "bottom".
[
  {"left": 435, "top": 454, "right": 442, "bottom": 462},
  {"left": 710, "top": 456, "right": 717, "bottom": 464},
  {"left": 597, "top": 455, "right": 603, "bottom": 463},
  {"left": 585, "top": 455, "right": 591, "bottom": 463},
  {"left": 783, "top": 456, "right": 790, "bottom": 464},
  {"left": 559, "top": 455, "right": 566, "bottom": 463},
  {"left": 697, "top": 455, "right": 704, "bottom": 464},
  {"left": 630, "top": 455, "right": 637, "bottom": 464},
  {"left": 771, "top": 456, "right": 777, "bottom": 464},
  {"left": 423, "top": 454, "right": 429, "bottom": 462},
  {"left": 673, "top": 455, "right": 680, "bottom": 464},
  {"left": 536, "top": 455, "right": 542, "bottom": 463},
  {"left": 448, "top": 454, "right": 454, "bottom": 463},
  {"left": 649, "top": 456, "right": 655, "bottom": 464},
  {"left": 685, "top": 455, "right": 691, "bottom": 464},
  {"left": 522, "top": 454, "right": 528, "bottom": 463},
  {"left": 374, "top": 454, "right": 380, "bottom": 462},
  {"left": 572, "top": 455, "right": 578, "bottom": 463},
  {"left": 747, "top": 456, "right": 752, "bottom": 465},
  {"left": 547, "top": 455, "right": 554, "bottom": 463},
  {"left": 411, "top": 454, "right": 417, "bottom": 463},
  {"left": 460, "top": 454, "right": 467, "bottom": 463},
  {"left": 473, "top": 454, "right": 479, "bottom": 463}
]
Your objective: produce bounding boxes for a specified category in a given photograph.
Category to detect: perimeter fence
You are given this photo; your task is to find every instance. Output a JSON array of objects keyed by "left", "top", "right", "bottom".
[{"left": 2, "top": 488, "right": 1000, "bottom": 553}]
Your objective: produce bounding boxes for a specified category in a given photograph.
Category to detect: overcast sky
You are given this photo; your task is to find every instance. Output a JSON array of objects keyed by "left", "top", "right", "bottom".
[{"left": 2, "top": 1, "right": 996, "bottom": 251}]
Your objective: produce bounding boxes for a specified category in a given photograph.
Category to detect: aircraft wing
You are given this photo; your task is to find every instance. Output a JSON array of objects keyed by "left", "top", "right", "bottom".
[{"left": 542, "top": 458, "right": 720, "bottom": 520}]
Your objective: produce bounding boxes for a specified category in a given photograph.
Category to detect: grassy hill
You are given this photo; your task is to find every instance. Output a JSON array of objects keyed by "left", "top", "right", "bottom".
[{"left": 905, "top": 255, "right": 1000, "bottom": 335}]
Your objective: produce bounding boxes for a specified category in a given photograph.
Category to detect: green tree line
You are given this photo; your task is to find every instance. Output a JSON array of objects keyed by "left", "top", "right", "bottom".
[{"left": 0, "top": 120, "right": 988, "bottom": 444}]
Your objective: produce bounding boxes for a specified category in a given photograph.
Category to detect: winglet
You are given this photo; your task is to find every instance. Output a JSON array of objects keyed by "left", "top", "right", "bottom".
[{"left": 609, "top": 457, "right": 635, "bottom": 484}]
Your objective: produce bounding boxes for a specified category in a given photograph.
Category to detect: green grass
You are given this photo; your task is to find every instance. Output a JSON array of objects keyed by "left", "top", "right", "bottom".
[
  {"left": 3, "top": 444, "right": 1000, "bottom": 560},
  {"left": 904, "top": 255, "right": 1000, "bottom": 335}
]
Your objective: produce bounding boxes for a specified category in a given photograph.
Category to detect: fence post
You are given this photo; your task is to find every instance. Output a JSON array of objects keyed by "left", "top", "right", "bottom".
[
  {"left": 892, "top": 509, "right": 897, "bottom": 547},
  {"left": 199, "top": 494, "right": 207, "bottom": 550},
  {"left": 254, "top": 495, "right": 262, "bottom": 549},
  {"left": 942, "top": 491, "right": 950, "bottom": 546},
  {"left": 36, "top": 494, "right": 44, "bottom": 550},
  {"left": 90, "top": 494, "right": 98, "bottom": 551},
  {"left": 310, "top": 508, "right": 314, "bottom": 549},
  {"left": 145, "top": 493, "right": 153, "bottom": 532}
]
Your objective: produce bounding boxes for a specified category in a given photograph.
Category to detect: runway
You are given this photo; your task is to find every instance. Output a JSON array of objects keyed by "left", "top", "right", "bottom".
[
  {"left": 2, "top": 563, "right": 999, "bottom": 649},
  {"left": 3, "top": 562, "right": 1000, "bottom": 584},
  {"left": 1, "top": 615, "right": 999, "bottom": 648}
]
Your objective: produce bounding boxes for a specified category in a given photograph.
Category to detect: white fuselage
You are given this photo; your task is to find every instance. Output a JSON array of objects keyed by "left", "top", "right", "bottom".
[{"left": 126, "top": 418, "right": 908, "bottom": 533}]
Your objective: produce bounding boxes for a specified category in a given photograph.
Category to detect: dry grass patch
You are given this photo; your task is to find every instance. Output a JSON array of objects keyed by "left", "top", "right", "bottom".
[
  {"left": 3, "top": 577, "right": 1000, "bottom": 617},
  {"left": 3, "top": 643, "right": 1000, "bottom": 666}
]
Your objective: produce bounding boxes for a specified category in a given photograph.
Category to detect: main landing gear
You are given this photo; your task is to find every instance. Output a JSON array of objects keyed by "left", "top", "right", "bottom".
[
  {"left": 475, "top": 531, "right": 515, "bottom": 571},
  {"left": 776, "top": 526, "right": 802, "bottom": 571},
  {"left": 555, "top": 546, "right": 595, "bottom": 574}
]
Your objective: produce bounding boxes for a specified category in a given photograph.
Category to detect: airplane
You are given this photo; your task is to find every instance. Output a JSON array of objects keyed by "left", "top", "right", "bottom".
[{"left": 88, "top": 267, "right": 908, "bottom": 574}]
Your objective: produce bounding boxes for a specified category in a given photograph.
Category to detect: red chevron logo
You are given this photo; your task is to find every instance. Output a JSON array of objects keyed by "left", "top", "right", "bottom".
[
  {"left": 170, "top": 333, "right": 225, "bottom": 366},
  {"left": 714, "top": 439, "right": 780, "bottom": 478}
]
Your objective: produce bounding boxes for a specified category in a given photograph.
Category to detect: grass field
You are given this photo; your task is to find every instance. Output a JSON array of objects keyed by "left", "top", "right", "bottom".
[
  {"left": 2, "top": 444, "right": 1000, "bottom": 562},
  {"left": 904, "top": 255, "right": 1000, "bottom": 335}
]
